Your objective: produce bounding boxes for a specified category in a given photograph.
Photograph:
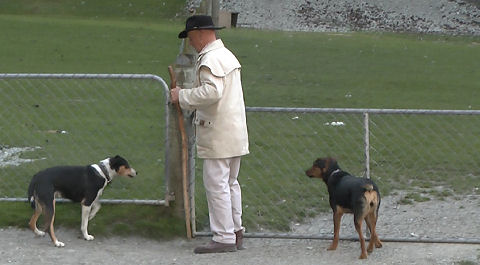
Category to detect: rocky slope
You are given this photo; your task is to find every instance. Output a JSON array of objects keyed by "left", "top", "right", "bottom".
[{"left": 188, "top": 0, "right": 480, "bottom": 35}]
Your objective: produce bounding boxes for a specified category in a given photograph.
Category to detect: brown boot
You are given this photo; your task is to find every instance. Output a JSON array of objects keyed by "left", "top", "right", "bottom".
[
  {"left": 194, "top": 240, "right": 237, "bottom": 254},
  {"left": 235, "top": 230, "right": 246, "bottom": 250}
]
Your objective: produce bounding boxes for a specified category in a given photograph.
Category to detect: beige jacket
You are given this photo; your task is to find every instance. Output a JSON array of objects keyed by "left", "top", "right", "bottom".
[{"left": 179, "top": 39, "right": 249, "bottom": 159}]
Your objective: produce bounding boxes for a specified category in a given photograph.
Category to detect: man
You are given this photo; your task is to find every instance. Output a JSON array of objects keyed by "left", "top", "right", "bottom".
[{"left": 170, "top": 15, "right": 249, "bottom": 254}]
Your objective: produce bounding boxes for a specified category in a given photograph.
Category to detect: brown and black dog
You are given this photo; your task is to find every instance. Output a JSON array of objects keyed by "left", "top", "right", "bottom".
[{"left": 305, "top": 157, "right": 382, "bottom": 259}]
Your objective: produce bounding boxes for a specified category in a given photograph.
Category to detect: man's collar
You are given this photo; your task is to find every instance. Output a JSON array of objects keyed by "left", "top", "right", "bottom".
[{"left": 198, "top": 39, "right": 224, "bottom": 56}]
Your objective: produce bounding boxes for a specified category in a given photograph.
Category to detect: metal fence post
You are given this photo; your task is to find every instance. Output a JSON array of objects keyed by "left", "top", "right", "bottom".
[{"left": 364, "top": 112, "right": 370, "bottom": 179}]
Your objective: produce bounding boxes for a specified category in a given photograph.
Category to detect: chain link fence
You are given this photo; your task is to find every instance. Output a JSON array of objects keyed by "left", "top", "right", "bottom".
[
  {"left": 2, "top": 74, "right": 480, "bottom": 241},
  {"left": 194, "top": 107, "right": 480, "bottom": 241},
  {"left": 0, "top": 74, "right": 169, "bottom": 204}
]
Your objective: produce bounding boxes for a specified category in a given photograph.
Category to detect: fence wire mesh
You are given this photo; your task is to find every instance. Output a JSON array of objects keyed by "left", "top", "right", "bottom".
[
  {"left": 2, "top": 74, "right": 479, "bottom": 241},
  {"left": 194, "top": 108, "right": 480, "bottom": 240},
  {"left": 0, "top": 74, "right": 169, "bottom": 204}
]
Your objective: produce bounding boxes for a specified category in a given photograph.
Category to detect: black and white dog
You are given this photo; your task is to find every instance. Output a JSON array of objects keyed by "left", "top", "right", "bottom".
[{"left": 27, "top": 155, "right": 137, "bottom": 247}]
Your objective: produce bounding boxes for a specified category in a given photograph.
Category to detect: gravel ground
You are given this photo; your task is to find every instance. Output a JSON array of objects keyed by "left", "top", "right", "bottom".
[
  {"left": 292, "top": 192, "right": 480, "bottom": 241},
  {"left": 1, "top": 227, "right": 479, "bottom": 265},
  {"left": 188, "top": 0, "right": 480, "bottom": 35},
  {"left": 2, "top": 193, "right": 479, "bottom": 265}
]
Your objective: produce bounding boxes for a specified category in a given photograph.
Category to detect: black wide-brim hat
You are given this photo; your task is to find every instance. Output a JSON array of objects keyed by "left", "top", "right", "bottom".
[{"left": 178, "top": 15, "right": 225, "bottom": 39}]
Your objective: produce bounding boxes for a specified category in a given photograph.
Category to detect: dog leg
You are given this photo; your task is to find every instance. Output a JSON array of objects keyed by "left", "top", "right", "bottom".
[
  {"left": 88, "top": 201, "right": 101, "bottom": 221},
  {"left": 29, "top": 200, "right": 45, "bottom": 237},
  {"left": 44, "top": 199, "right": 64, "bottom": 247},
  {"left": 328, "top": 210, "right": 343, "bottom": 251},
  {"left": 366, "top": 212, "right": 383, "bottom": 250},
  {"left": 365, "top": 213, "right": 376, "bottom": 253},
  {"left": 354, "top": 217, "right": 367, "bottom": 259},
  {"left": 29, "top": 211, "right": 45, "bottom": 236},
  {"left": 81, "top": 204, "right": 94, "bottom": 240}
]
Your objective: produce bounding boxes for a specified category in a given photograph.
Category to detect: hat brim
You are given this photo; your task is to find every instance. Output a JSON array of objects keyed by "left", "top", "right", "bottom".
[{"left": 178, "top": 26, "right": 226, "bottom": 39}]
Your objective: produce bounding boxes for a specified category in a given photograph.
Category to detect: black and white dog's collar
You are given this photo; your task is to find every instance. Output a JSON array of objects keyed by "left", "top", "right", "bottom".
[
  {"left": 92, "top": 162, "right": 112, "bottom": 183},
  {"left": 98, "top": 162, "right": 111, "bottom": 183}
]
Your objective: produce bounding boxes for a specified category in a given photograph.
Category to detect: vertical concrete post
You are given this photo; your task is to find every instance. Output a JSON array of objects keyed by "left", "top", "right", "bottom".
[
  {"left": 211, "top": 0, "right": 220, "bottom": 27},
  {"left": 198, "top": 0, "right": 212, "bottom": 15},
  {"left": 166, "top": 39, "right": 197, "bottom": 232},
  {"left": 197, "top": 0, "right": 220, "bottom": 26}
]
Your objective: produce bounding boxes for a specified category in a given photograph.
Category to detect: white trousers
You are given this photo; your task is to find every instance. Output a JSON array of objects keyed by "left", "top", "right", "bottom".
[{"left": 203, "top": 157, "right": 244, "bottom": 244}]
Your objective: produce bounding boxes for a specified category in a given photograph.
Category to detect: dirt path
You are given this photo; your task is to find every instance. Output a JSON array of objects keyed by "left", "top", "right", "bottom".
[{"left": 2, "top": 227, "right": 479, "bottom": 265}]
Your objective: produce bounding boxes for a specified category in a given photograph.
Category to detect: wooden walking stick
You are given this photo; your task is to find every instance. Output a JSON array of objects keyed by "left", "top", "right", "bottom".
[{"left": 168, "top": 65, "right": 192, "bottom": 239}]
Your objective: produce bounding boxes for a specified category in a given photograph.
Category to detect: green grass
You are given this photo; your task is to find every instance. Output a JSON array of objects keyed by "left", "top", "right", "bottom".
[
  {"left": 0, "top": 202, "right": 185, "bottom": 239},
  {"left": 1, "top": 0, "right": 480, "bottom": 236},
  {"left": 225, "top": 30, "right": 480, "bottom": 109},
  {"left": 0, "top": 0, "right": 185, "bottom": 22},
  {"left": 0, "top": 14, "right": 181, "bottom": 74}
]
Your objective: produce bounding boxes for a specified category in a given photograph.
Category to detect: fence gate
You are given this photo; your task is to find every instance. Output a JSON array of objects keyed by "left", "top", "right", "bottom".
[{"left": 0, "top": 73, "right": 169, "bottom": 205}]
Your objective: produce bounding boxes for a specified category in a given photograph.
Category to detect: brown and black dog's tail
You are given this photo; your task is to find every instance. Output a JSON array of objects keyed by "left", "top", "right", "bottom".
[
  {"left": 362, "top": 184, "right": 374, "bottom": 192},
  {"left": 362, "top": 184, "right": 379, "bottom": 210}
]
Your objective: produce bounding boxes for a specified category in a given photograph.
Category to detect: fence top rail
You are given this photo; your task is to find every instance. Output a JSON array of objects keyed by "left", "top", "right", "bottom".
[
  {"left": 0, "top": 73, "right": 169, "bottom": 93},
  {"left": 0, "top": 72, "right": 160, "bottom": 80},
  {"left": 246, "top": 107, "right": 480, "bottom": 115},
  {"left": 1, "top": 74, "right": 478, "bottom": 115}
]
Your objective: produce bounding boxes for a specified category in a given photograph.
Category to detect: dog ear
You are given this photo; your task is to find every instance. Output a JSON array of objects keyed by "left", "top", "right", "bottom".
[
  {"left": 109, "top": 155, "right": 129, "bottom": 171},
  {"left": 108, "top": 156, "right": 117, "bottom": 170},
  {"left": 328, "top": 157, "right": 338, "bottom": 168},
  {"left": 314, "top": 158, "right": 325, "bottom": 168},
  {"left": 326, "top": 157, "right": 341, "bottom": 175}
]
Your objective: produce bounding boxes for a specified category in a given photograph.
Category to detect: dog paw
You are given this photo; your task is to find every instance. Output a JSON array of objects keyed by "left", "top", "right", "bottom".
[
  {"left": 34, "top": 230, "right": 46, "bottom": 237},
  {"left": 84, "top": 234, "right": 95, "bottom": 241},
  {"left": 55, "top": 240, "right": 65, "bottom": 247},
  {"left": 359, "top": 253, "right": 368, "bottom": 259}
]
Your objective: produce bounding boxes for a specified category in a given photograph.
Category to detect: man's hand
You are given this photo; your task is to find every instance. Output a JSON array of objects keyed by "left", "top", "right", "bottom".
[{"left": 170, "top": 86, "right": 181, "bottom": 104}]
